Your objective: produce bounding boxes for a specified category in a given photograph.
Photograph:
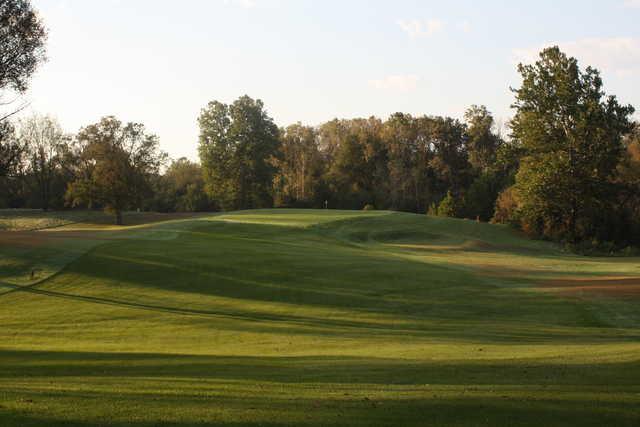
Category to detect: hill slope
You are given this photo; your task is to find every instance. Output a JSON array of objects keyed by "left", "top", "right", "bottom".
[{"left": 0, "top": 210, "right": 639, "bottom": 426}]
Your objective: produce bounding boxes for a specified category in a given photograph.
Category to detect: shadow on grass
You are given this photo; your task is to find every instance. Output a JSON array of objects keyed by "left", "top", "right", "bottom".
[
  {"left": 3, "top": 219, "right": 639, "bottom": 342},
  {"left": 0, "top": 352, "right": 639, "bottom": 427},
  {"left": 1, "top": 349, "right": 639, "bottom": 387},
  {"left": 0, "top": 398, "right": 638, "bottom": 427},
  {"left": 2, "top": 278, "right": 638, "bottom": 344},
  {"left": 60, "top": 223, "right": 639, "bottom": 325}
]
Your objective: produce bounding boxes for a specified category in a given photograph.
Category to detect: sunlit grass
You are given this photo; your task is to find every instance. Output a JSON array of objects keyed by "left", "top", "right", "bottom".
[{"left": 0, "top": 209, "right": 638, "bottom": 426}]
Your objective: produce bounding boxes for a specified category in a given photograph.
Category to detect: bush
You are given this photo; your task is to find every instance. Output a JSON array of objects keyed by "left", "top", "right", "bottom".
[
  {"left": 463, "top": 172, "right": 502, "bottom": 221},
  {"left": 362, "top": 204, "right": 376, "bottom": 211},
  {"left": 491, "top": 186, "right": 519, "bottom": 225},
  {"left": 428, "top": 192, "right": 461, "bottom": 217},
  {"left": 563, "top": 239, "right": 632, "bottom": 256}
]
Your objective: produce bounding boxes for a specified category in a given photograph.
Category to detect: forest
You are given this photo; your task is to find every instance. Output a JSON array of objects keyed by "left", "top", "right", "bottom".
[{"left": 1, "top": 0, "right": 639, "bottom": 251}]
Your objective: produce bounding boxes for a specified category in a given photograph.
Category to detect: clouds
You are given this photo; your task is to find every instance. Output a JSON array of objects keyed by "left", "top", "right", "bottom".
[
  {"left": 397, "top": 19, "right": 444, "bottom": 38},
  {"left": 623, "top": 0, "right": 640, "bottom": 7},
  {"left": 369, "top": 75, "right": 419, "bottom": 92},
  {"left": 513, "top": 37, "right": 640, "bottom": 77}
]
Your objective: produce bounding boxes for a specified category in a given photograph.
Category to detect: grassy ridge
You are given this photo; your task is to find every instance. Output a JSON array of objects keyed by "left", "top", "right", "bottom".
[
  {"left": 0, "top": 209, "right": 204, "bottom": 231},
  {"left": 0, "top": 210, "right": 639, "bottom": 426}
]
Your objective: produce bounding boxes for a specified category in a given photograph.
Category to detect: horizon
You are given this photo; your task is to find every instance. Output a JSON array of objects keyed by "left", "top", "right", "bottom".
[{"left": 18, "top": 0, "right": 640, "bottom": 160}]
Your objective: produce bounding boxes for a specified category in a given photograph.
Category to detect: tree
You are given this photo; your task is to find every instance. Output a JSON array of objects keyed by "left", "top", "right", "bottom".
[
  {"left": 0, "top": 0, "right": 47, "bottom": 119},
  {"left": 463, "top": 171, "right": 502, "bottom": 221},
  {"left": 613, "top": 125, "right": 640, "bottom": 243},
  {"left": 426, "top": 116, "right": 473, "bottom": 204},
  {"left": 491, "top": 186, "right": 519, "bottom": 226},
  {"left": 320, "top": 117, "right": 387, "bottom": 210},
  {"left": 273, "top": 123, "right": 324, "bottom": 207},
  {"left": 163, "top": 157, "right": 210, "bottom": 212},
  {"left": 66, "top": 116, "right": 166, "bottom": 224},
  {"left": 428, "top": 191, "right": 461, "bottom": 217},
  {"left": 0, "top": 0, "right": 46, "bottom": 176},
  {"left": 20, "top": 115, "right": 68, "bottom": 210},
  {"left": 0, "top": 120, "right": 22, "bottom": 177},
  {"left": 198, "top": 95, "right": 280, "bottom": 210},
  {"left": 0, "top": 120, "right": 24, "bottom": 207},
  {"left": 511, "top": 46, "right": 634, "bottom": 242},
  {"left": 464, "top": 105, "right": 502, "bottom": 172},
  {"left": 383, "top": 113, "right": 420, "bottom": 211}
]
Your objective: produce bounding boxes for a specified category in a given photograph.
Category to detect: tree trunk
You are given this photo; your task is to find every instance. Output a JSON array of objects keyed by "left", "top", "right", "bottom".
[{"left": 115, "top": 210, "right": 123, "bottom": 225}]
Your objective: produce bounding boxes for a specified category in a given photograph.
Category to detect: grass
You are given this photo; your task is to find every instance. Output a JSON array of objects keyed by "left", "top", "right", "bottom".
[
  {"left": 0, "top": 209, "right": 203, "bottom": 231},
  {"left": 0, "top": 209, "right": 639, "bottom": 426}
]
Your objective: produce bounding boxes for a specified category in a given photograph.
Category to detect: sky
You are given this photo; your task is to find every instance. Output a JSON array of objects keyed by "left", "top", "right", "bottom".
[{"left": 20, "top": 0, "right": 640, "bottom": 160}]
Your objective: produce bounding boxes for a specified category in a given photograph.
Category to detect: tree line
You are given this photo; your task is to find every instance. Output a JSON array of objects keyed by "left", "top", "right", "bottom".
[{"left": 1, "top": 1, "right": 638, "bottom": 248}]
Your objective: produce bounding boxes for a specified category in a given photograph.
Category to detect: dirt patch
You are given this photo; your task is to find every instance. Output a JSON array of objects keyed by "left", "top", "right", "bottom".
[
  {"left": 0, "top": 211, "right": 205, "bottom": 232},
  {"left": 104, "top": 212, "right": 206, "bottom": 226},
  {"left": 477, "top": 265, "right": 538, "bottom": 279},
  {"left": 0, "top": 212, "right": 206, "bottom": 247},
  {"left": 540, "top": 277, "right": 640, "bottom": 299},
  {"left": 0, "top": 230, "right": 113, "bottom": 248}
]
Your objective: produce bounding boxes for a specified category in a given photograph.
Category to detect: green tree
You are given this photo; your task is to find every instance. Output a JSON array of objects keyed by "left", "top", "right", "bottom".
[
  {"left": 273, "top": 123, "right": 324, "bottom": 207},
  {"left": 382, "top": 113, "right": 421, "bottom": 211},
  {"left": 426, "top": 116, "right": 473, "bottom": 205},
  {"left": 614, "top": 125, "right": 640, "bottom": 243},
  {"left": 0, "top": 0, "right": 47, "bottom": 98},
  {"left": 428, "top": 191, "right": 461, "bottom": 217},
  {"left": 198, "top": 95, "right": 280, "bottom": 210},
  {"left": 163, "top": 157, "right": 210, "bottom": 212},
  {"left": 511, "top": 46, "right": 634, "bottom": 242},
  {"left": 464, "top": 105, "right": 502, "bottom": 172},
  {"left": 0, "top": 0, "right": 47, "bottom": 176},
  {"left": 66, "top": 116, "right": 166, "bottom": 224},
  {"left": 463, "top": 171, "right": 502, "bottom": 221},
  {"left": 321, "top": 117, "right": 387, "bottom": 210}
]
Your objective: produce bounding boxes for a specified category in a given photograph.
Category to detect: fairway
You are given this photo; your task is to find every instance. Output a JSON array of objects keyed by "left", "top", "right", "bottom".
[{"left": 0, "top": 209, "right": 639, "bottom": 426}]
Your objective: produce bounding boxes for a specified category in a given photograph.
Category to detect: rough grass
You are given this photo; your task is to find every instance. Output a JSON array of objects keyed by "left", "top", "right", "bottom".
[
  {"left": 0, "top": 209, "right": 639, "bottom": 426},
  {"left": 0, "top": 209, "right": 203, "bottom": 231}
]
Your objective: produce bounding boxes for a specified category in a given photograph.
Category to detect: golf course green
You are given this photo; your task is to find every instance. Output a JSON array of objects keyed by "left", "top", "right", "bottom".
[{"left": 0, "top": 209, "right": 639, "bottom": 426}]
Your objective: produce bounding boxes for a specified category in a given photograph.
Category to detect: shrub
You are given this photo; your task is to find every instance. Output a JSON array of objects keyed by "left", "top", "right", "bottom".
[
  {"left": 491, "top": 186, "right": 519, "bottom": 225},
  {"left": 463, "top": 172, "right": 502, "bottom": 221},
  {"left": 428, "top": 192, "right": 461, "bottom": 217}
]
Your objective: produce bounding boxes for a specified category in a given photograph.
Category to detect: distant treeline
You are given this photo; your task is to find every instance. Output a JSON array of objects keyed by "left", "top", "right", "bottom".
[{"left": 0, "top": 0, "right": 638, "bottom": 250}]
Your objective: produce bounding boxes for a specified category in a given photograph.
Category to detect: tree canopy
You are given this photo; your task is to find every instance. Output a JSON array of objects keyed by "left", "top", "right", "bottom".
[
  {"left": 0, "top": 0, "right": 47, "bottom": 177},
  {"left": 66, "top": 116, "right": 166, "bottom": 224},
  {"left": 510, "top": 46, "right": 635, "bottom": 243},
  {"left": 0, "top": 0, "right": 47, "bottom": 97},
  {"left": 198, "top": 95, "right": 280, "bottom": 210}
]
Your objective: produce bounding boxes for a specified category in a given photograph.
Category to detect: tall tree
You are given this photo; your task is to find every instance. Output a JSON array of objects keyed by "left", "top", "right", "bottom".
[
  {"left": 511, "top": 46, "right": 634, "bottom": 241},
  {"left": 66, "top": 116, "right": 166, "bottom": 224},
  {"left": 20, "top": 115, "right": 68, "bottom": 210},
  {"left": 163, "top": 157, "right": 210, "bottom": 212},
  {"left": 0, "top": 120, "right": 21, "bottom": 177},
  {"left": 0, "top": 0, "right": 46, "bottom": 98},
  {"left": 382, "top": 113, "right": 420, "bottom": 211},
  {"left": 426, "top": 116, "right": 473, "bottom": 203},
  {"left": 274, "top": 123, "right": 324, "bottom": 207},
  {"left": 319, "top": 118, "right": 387, "bottom": 209},
  {"left": 614, "top": 125, "right": 640, "bottom": 242},
  {"left": 198, "top": 95, "right": 280, "bottom": 210},
  {"left": 464, "top": 105, "right": 502, "bottom": 172},
  {"left": 0, "top": 0, "right": 47, "bottom": 176}
]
